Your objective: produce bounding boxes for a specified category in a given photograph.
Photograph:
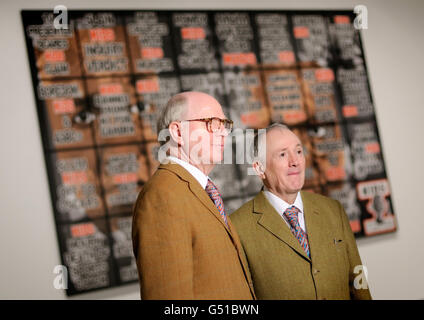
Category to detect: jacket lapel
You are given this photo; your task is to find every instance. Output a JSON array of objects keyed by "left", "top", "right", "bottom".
[
  {"left": 254, "top": 191, "right": 311, "bottom": 261},
  {"left": 159, "top": 163, "right": 231, "bottom": 232},
  {"left": 301, "top": 191, "right": 325, "bottom": 262}
]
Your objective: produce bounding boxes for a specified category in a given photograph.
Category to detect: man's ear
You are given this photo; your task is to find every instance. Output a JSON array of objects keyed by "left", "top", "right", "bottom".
[
  {"left": 252, "top": 161, "right": 266, "bottom": 179},
  {"left": 169, "top": 121, "right": 183, "bottom": 146}
]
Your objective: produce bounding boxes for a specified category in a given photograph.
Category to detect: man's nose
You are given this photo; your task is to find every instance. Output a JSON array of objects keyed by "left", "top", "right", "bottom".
[
  {"left": 288, "top": 152, "right": 299, "bottom": 167},
  {"left": 216, "top": 127, "right": 229, "bottom": 137}
]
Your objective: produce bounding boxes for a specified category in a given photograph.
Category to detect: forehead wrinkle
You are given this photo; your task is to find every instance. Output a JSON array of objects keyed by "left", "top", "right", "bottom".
[{"left": 266, "top": 131, "right": 303, "bottom": 155}]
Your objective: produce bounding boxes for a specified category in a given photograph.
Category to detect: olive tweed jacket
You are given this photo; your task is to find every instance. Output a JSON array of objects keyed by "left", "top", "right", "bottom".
[{"left": 230, "top": 190, "right": 372, "bottom": 300}]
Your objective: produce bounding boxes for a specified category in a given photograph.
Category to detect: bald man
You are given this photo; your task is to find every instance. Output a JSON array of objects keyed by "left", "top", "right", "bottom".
[{"left": 132, "top": 92, "right": 255, "bottom": 299}]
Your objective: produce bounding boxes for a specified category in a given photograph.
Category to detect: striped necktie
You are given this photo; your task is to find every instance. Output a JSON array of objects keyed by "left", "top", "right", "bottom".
[
  {"left": 283, "top": 206, "right": 310, "bottom": 258},
  {"left": 205, "top": 179, "right": 228, "bottom": 226}
]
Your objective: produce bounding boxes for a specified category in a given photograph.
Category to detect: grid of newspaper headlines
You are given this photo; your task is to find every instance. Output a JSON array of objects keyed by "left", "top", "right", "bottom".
[{"left": 22, "top": 10, "right": 396, "bottom": 295}]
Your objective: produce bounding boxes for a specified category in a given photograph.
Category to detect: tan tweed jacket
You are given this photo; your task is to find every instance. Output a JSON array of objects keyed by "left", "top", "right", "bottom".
[{"left": 132, "top": 163, "right": 255, "bottom": 300}]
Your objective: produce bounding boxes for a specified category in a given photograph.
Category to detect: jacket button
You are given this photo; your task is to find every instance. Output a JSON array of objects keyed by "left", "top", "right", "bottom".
[{"left": 313, "top": 269, "right": 320, "bottom": 275}]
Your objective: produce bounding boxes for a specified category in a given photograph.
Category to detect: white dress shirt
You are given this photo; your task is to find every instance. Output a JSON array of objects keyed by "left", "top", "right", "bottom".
[
  {"left": 167, "top": 156, "right": 209, "bottom": 189},
  {"left": 263, "top": 186, "right": 306, "bottom": 232}
]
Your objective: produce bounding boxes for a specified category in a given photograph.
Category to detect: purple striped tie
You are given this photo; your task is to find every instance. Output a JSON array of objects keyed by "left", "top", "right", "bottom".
[
  {"left": 205, "top": 179, "right": 228, "bottom": 226},
  {"left": 283, "top": 206, "right": 310, "bottom": 258}
]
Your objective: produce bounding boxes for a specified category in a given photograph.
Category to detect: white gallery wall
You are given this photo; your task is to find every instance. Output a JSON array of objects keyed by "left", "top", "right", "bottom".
[{"left": 0, "top": 0, "right": 423, "bottom": 299}]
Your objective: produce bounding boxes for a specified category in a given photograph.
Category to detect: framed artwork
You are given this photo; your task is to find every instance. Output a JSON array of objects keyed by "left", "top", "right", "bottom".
[{"left": 22, "top": 9, "right": 396, "bottom": 295}]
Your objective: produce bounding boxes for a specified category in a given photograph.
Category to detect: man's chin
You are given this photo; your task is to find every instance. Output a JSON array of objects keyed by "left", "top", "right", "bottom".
[
  {"left": 210, "top": 152, "right": 224, "bottom": 164},
  {"left": 210, "top": 157, "right": 224, "bottom": 165},
  {"left": 289, "top": 183, "right": 305, "bottom": 194}
]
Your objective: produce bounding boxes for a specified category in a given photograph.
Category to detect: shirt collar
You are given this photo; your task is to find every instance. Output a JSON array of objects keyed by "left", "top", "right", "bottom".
[
  {"left": 262, "top": 185, "right": 304, "bottom": 214},
  {"left": 166, "top": 156, "right": 209, "bottom": 189}
]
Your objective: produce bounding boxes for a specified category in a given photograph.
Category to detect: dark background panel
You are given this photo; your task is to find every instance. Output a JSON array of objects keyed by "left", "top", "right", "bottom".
[
  {"left": 347, "top": 121, "right": 386, "bottom": 181},
  {"left": 254, "top": 12, "right": 296, "bottom": 68},
  {"left": 98, "top": 144, "right": 149, "bottom": 216},
  {"left": 172, "top": 12, "right": 219, "bottom": 73},
  {"left": 356, "top": 178, "right": 397, "bottom": 237},
  {"left": 24, "top": 12, "right": 82, "bottom": 79},
  {"left": 59, "top": 219, "right": 117, "bottom": 295},
  {"left": 126, "top": 11, "right": 176, "bottom": 75},
  {"left": 214, "top": 12, "right": 259, "bottom": 71},
  {"left": 76, "top": 12, "right": 130, "bottom": 77},
  {"left": 291, "top": 14, "right": 333, "bottom": 67},
  {"left": 109, "top": 214, "right": 139, "bottom": 284},
  {"left": 49, "top": 148, "right": 105, "bottom": 224},
  {"left": 85, "top": 76, "right": 142, "bottom": 145}
]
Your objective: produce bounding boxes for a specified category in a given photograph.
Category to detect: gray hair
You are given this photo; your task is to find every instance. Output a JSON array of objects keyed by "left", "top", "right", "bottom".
[
  {"left": 156, "top": 93, "right": 189, "bottom": 145},
  {"left": 252, "top": 123, "right": 290, "bottom": 164}
]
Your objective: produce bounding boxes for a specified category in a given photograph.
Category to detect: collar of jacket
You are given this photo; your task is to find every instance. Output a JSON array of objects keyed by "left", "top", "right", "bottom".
[
  {"left": 158, "top": 162, "right": 231, "bottom": 232},
  {"left": 252, "top": 190, "right": 322, "bottom": 262}
]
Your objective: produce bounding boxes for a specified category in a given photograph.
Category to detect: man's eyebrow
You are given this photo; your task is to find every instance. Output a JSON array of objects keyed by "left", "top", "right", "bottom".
[{"left": 274, "top": 144, "right": 302, "bottom": 152}]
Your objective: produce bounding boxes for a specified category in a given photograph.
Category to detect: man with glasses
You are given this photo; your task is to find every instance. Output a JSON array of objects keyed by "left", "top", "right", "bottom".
[{"left": 132, "top": 91, "right": 255, "bottom": 300}]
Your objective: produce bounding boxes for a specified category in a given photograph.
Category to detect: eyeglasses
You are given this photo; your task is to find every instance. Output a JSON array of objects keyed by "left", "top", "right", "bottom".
[{"left": 182, "top": 117, "right": 233, "bottom": 133}]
